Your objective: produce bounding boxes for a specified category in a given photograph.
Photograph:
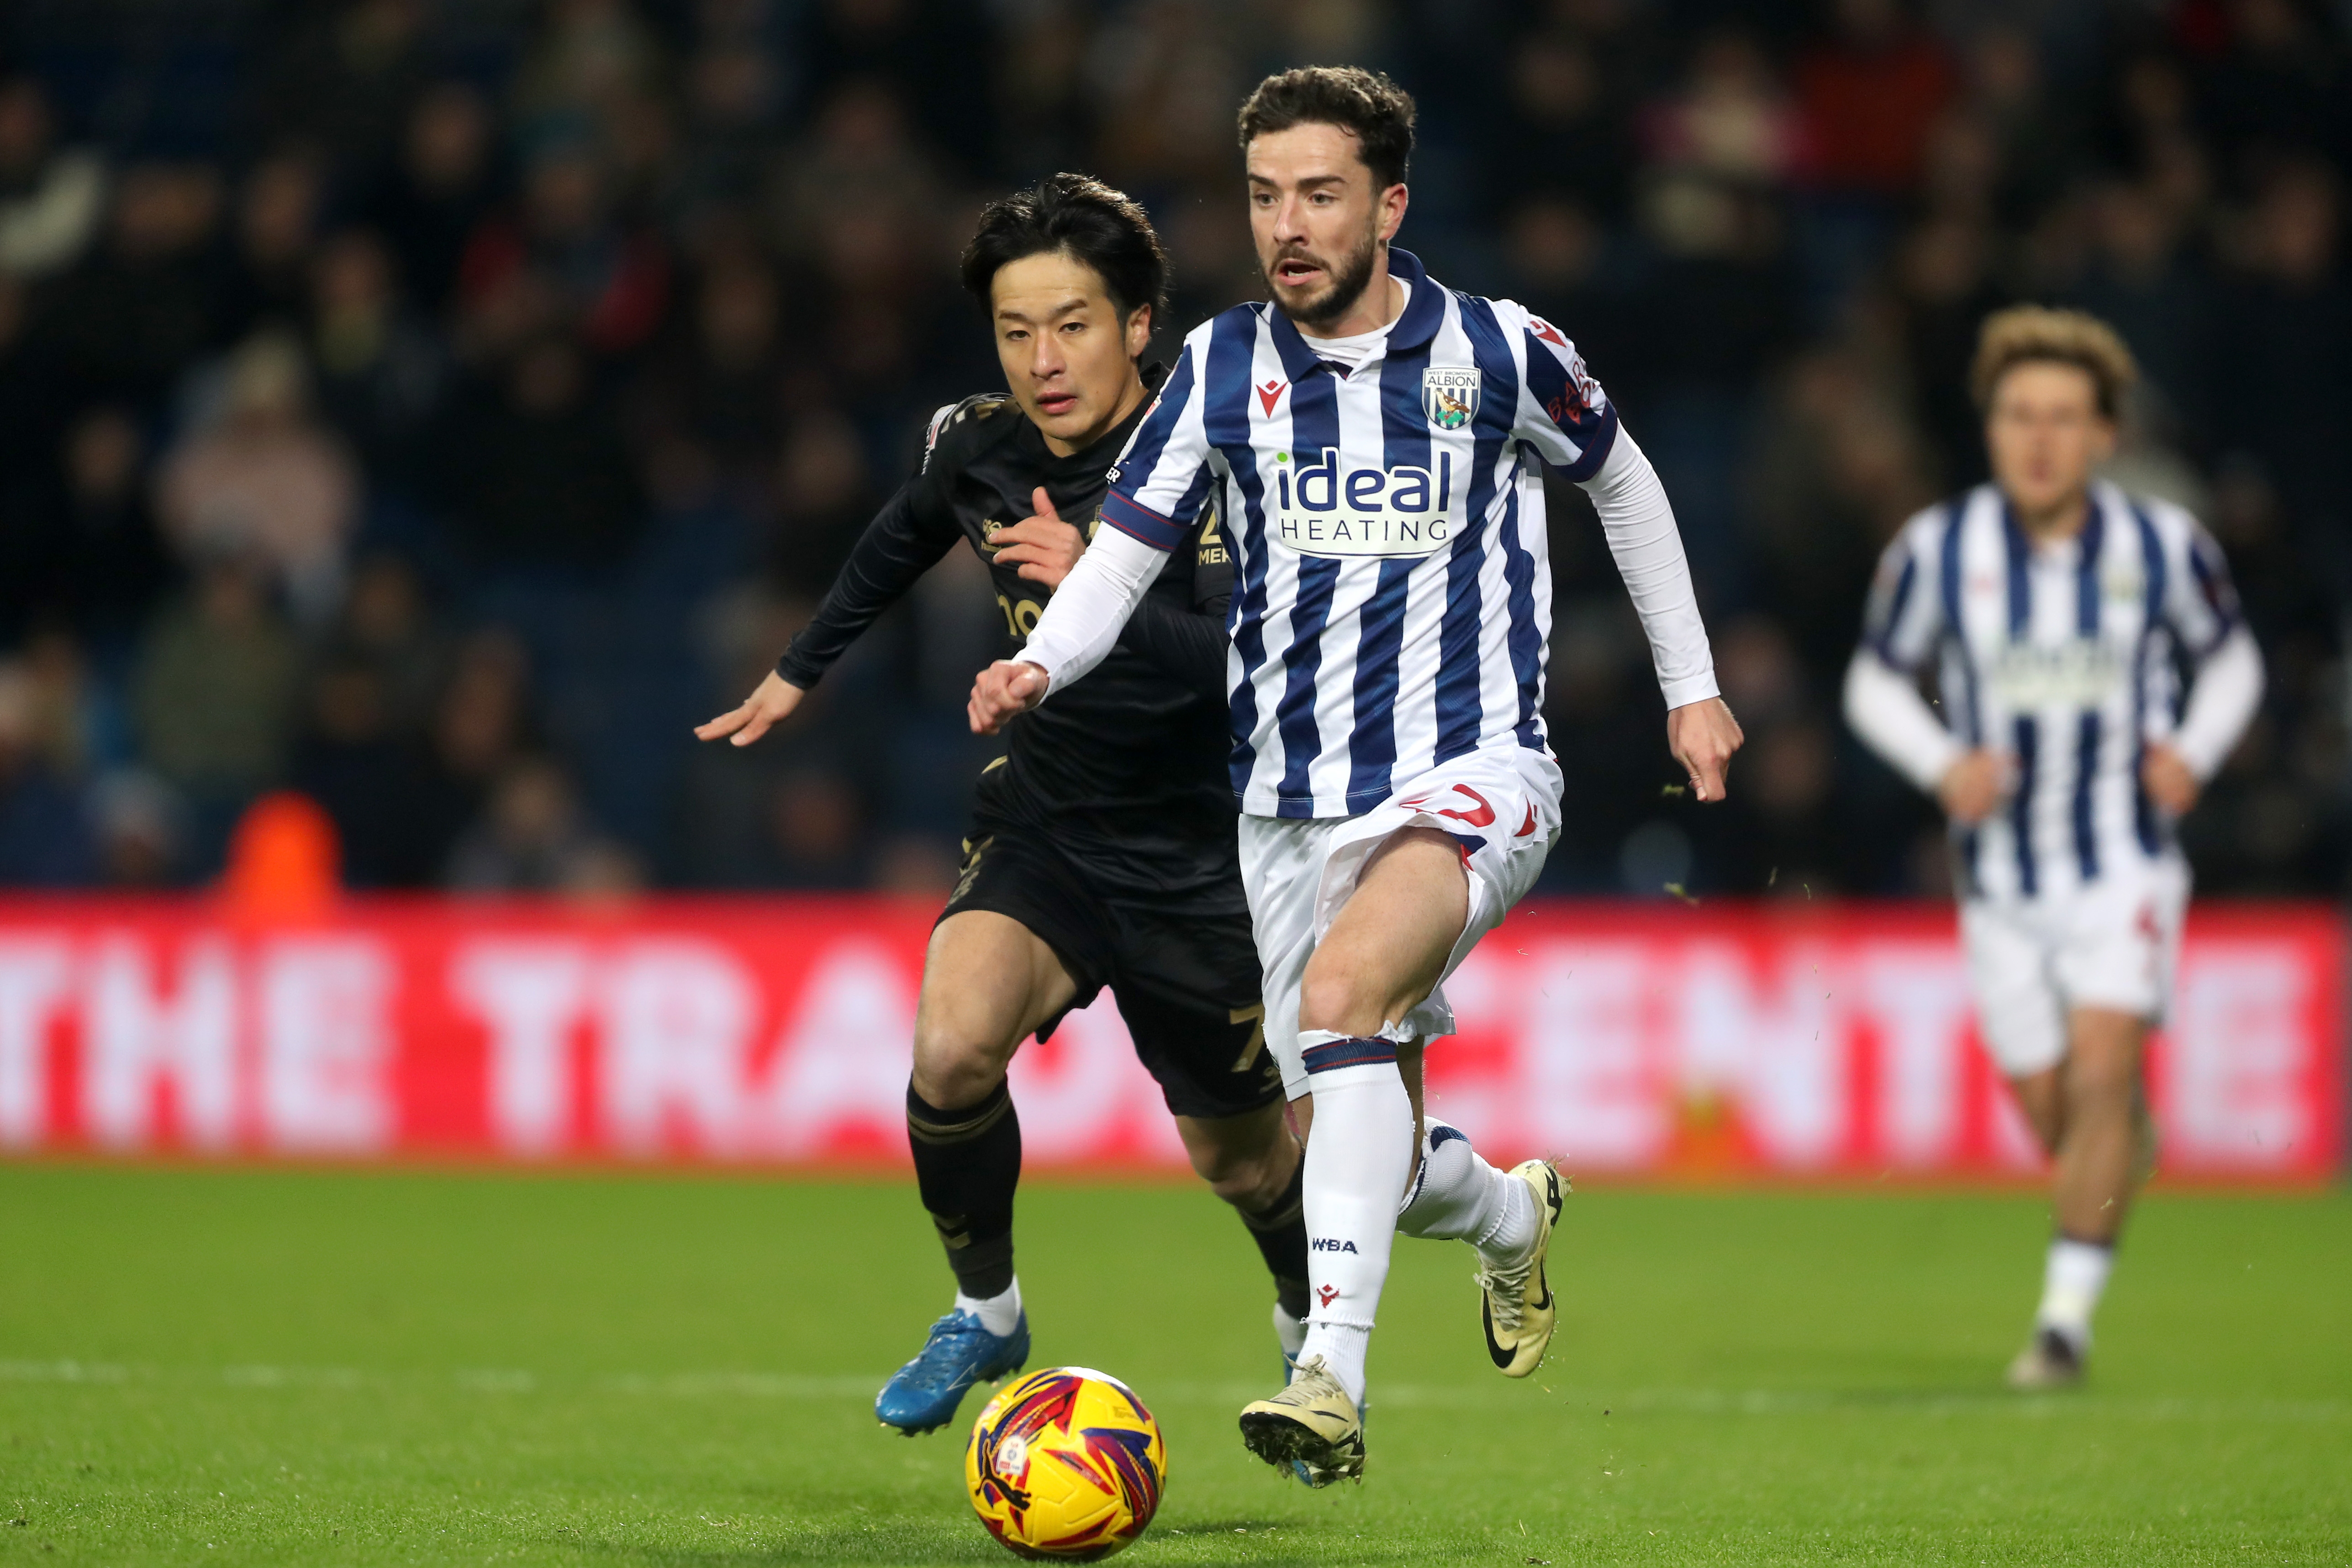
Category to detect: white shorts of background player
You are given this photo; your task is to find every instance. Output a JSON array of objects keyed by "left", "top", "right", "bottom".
[
  {"left": 1960, "top": 854, "right": 2189, "bottom": 1079},
  {"left": 1242, "top": 746, "right": 1564, "bottom": 1100}
]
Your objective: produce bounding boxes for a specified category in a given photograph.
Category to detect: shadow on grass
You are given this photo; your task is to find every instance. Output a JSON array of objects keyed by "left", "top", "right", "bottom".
[
  {"left": 552, "top": 1520, "right": 1361, "bottom": 1567},
  {"left": 552, "top": 1523, "right": 995, "bottom": 1566}
]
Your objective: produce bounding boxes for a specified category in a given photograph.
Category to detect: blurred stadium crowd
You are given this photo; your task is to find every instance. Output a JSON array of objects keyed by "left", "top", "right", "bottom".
[{"left": 0, "top": 0, "right": 2345, "bottom": 899}]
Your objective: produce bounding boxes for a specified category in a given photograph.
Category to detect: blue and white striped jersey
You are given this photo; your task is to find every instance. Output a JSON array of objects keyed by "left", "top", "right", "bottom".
[
  {"left": 1859, "top": 480, "right": 2243, "bottom": 902},
  {"left": 1097, "top": 248, "right": 1618, "bottom": 818}
]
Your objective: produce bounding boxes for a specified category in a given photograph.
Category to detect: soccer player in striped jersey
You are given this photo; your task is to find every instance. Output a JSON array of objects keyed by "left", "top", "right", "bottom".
[
  {"left": 970, "top": 67, "right": 1743, "bottom": 1481},
  {"left": 701, "top": 176, "right": 1311, "bottom": 1436},
  {"left": 1844, "top": 307, "right": 2263, "bottom": 1388}
]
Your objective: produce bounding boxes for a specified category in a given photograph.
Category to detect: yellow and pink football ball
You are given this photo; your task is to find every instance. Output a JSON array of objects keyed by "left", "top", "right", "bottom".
[{"left": 965, "top": 1367, "right": 1166, "bottom": 1561}]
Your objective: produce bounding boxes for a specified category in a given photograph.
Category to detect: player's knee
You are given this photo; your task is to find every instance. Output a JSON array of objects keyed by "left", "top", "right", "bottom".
[
  {"left": 1195, "top": 1146, "right": 1287, "bottom": 1211},
  {"left": 2064, "top": 1048, "right": 2138, "bottom": 1111},
  {"left": 2028, "top": 1114, "right": 2064, "bottom": 1159},
  {"left": 2008, "top": 1075, "right": 2063, "bottom": 1155},
  {"left": 1298, "top": 956, "right": 1381, "bottom": 1038},
  {"left": 1201, "top": 1159, "right": 1266, "bottom": 1210},
  {"left": 909, "top": 1026, "right": 1011, "bottom": 1110},
  {"left": 1181, "top": 1110, "right": 1292, "bottom": 1207}
]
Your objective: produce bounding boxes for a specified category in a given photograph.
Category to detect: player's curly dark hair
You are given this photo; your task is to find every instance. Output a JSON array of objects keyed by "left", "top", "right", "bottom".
[
  {"left": 960, "top": 173, "right": 1168, "bottom": 329},
  {"left": 1237, "top": 66, "right": 1416, "bottom": 190}
]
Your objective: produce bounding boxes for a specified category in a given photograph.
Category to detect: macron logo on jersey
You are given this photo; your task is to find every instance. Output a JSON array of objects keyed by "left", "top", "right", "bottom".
[{"left": 1272, "top": 447, "right": 1458, "bottom": 559}]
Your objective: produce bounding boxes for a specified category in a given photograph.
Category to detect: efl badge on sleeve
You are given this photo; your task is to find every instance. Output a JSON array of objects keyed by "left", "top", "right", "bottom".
[{"left": 1422, "top": 366, "right": 1480, "bottom": 431}]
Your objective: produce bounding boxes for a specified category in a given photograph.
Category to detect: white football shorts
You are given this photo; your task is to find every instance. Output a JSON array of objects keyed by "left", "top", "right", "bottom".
[
  {"left": 1960, "top": 855, "right": 2190, "bottom": 1078},
  {"left": 1240, "top": 746, "right": 1563, "bottom": 1099}
]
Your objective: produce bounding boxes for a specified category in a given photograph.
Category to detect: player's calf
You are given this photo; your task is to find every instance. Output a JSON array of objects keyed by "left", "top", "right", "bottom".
[
  {"left": 886, "top": 1077, "right": 1031, "bottom": 1433},
  {"left": 890, "top": 913, "right": 1078, "bottom": 1431},
  {"left": 2008, "top": 1010, "right": 2145, "bottom": 1389},
  {"left": 1176, "top": 1106, "right": 1312, "bottom": 1354},
  {"left": 897, "top": 1085, "right": 1026, "bottom": 1418}
]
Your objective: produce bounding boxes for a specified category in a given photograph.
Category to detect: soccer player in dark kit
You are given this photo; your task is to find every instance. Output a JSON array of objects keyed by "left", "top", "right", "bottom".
[{"left": 696, "top": 174, "right": 1309, "bottom": 1434}]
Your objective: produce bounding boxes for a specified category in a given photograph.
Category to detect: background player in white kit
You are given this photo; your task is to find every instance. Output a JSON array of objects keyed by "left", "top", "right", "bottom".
[
  {"left": 1845, "top": 307, "right": 2263, "bottom": 1389},
  {"left": 971, "top": 67, "right": 1743, "bottom": 1481}
]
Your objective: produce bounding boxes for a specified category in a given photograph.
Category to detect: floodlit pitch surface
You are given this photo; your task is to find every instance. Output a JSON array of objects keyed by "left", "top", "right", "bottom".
[{"left": 0, "top": 1168, "right": 2344, "bottom": 1566}]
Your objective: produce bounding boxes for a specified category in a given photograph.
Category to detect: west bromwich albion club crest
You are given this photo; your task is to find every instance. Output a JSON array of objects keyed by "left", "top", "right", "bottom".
[{"left": 1422, "top": 366, "right": 1479, "bottom": 431}]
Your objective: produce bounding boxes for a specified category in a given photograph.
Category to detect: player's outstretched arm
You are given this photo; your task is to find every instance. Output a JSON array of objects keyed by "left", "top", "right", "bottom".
[
  {"left": 695, "top": 447, "right": 963, "bottom": 747},
  {"left": 697, "top": 670, "right": 807, "bottom": 748},
  {"left": 1514, "top": 308, "right": 1729, "bottom": 785},
  {"left": 1567, "top": 426, "right": 1742, "bottom": 798}
]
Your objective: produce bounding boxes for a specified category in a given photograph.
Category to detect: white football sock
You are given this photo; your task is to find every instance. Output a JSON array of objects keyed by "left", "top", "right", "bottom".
[
  {"left": 1396, "top": 1119, "right": 1536, "bottom": 1267},
  {"left": 1294, "top": 1031, "right": 1416, "bottom": 1408},
  {"left": 955, "top": 1277, "right": 1023, "bottom": 1337},
  {"left": 2035, "top": 1237, "right": 2113, "bottom": 1347},
  {"left": 1273, "top": 1300, "right": 1308, "bottom": 1364}
]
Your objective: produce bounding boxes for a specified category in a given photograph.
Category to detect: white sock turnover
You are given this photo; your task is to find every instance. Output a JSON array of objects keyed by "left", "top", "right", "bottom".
[
  {"left": 955, "top": 1278, "right": 1023, "bottom": 1338},
  {"left": 2035, "top": 1237, "right": 2113, "bottom": 1348},
  {"left": 1395, "top": 1118, "right": 1536, "bottom": 1267},
  {"left": 1294, "top": 1031, "right": 1416, "bottom": 1408}
]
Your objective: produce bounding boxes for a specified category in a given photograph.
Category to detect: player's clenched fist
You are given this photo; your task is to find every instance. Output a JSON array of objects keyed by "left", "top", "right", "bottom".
[
  {"left": 1667, "top": 696, "right": 1744, "bottom": 803},
  {"left": 2139, "top": 741, "right": 2199, "bottom": 815},
  {"left": 1936, "top": 748, "right": 2005, "bottom": 824},
  {"left": 696, "top": 669, "right": 805, "bottom": 747},
  {"left": 969, "top": 659, "right": 1049, "bottom": 734}
]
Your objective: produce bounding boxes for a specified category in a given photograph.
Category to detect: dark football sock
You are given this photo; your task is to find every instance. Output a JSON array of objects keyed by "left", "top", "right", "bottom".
[
  {"left": 906, "top": 1078, "right": 1021, "bottom": 1300},
  {"left": 1239, "top": 1144, "right": 1312, "bottom": 1321}
]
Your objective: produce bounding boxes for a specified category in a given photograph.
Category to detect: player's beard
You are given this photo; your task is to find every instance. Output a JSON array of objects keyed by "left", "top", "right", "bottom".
[{"left": 1267, "top": 223, "right": 1382, "bottom": 332}]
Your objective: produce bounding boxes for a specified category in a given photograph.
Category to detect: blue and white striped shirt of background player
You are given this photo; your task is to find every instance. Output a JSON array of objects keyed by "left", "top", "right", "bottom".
[
  {"left": 1015, "top": 247, "right": 1719, "bottom": 819},
  {"left": 1844, "top": 479, "right": 2266, "bottom": 905}
]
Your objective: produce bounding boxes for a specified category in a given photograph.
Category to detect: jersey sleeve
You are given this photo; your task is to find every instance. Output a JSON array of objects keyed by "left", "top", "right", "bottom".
[
  {"left": 2152, "top": 504, "right": 2262, "bottom": 778},
  {"left": 1576, "top": 430, "right": 1719, "bottom": 708},
  {"left": 1097, "top": 337, "right": 1218, "bottom": 552},
  {"left": 1857, "top": 512, "right": 1945, "bottom": 676},
  {"left": 2158, "top": 508, "right": 2242, "bottom": 658},
  {"left": 1503, "top": 300, "right": 1619, "bottom": 482}
]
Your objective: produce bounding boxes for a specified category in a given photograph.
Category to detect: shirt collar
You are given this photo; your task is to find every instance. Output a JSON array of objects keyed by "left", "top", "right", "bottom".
[{"left": 1265, "top": 246, "right": 1443, "bottom": 379}]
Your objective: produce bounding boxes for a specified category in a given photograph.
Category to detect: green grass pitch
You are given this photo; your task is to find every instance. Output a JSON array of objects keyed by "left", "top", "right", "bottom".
[{"left": 0, "top": 1165, "right": 2345, "bottom": 1565}]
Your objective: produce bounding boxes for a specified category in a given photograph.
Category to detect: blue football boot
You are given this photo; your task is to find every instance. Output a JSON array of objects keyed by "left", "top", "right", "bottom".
[{"left": 874, "top": 1309, "right": 1030, "bottom": 1435}]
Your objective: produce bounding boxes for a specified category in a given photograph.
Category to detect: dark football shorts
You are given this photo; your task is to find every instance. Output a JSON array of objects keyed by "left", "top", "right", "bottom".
[{"left": 939, "top": 818, "right": 1279, "bottom": 1121}]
